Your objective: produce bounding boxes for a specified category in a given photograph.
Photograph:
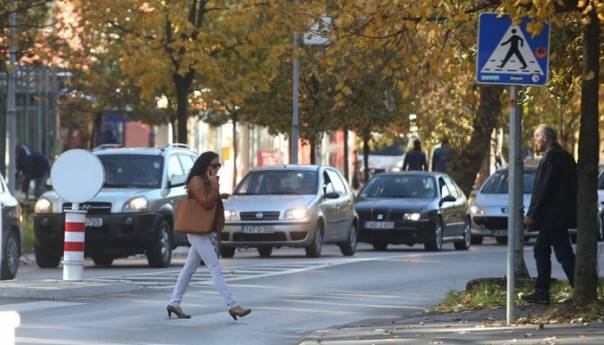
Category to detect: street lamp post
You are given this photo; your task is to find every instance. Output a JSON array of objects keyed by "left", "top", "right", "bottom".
[{"left": 7, "top": 0, "right": 18, "bottom": 193}]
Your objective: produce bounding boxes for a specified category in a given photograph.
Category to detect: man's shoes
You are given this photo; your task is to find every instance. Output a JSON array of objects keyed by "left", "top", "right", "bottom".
[{"left": 521, "top": 292, "right": 550, "bottom": 305}]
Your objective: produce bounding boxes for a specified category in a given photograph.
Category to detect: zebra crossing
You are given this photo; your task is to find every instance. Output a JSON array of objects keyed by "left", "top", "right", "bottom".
[{"left": 92, "top": 262, "right": 333, "bottom": 289}]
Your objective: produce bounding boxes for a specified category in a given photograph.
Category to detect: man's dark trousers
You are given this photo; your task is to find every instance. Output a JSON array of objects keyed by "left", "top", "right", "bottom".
[{"left": 534, "top": 228, "right": 575, "bottom": 296}]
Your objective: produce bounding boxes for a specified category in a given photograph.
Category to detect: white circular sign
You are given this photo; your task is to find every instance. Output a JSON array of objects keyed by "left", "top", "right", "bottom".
[{"left": 51, "top": 149, "right": 105, "bottom": 203}]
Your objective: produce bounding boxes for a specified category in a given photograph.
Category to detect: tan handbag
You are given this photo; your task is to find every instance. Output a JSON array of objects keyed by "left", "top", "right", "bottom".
[{"left": 174, "top": 189, "right": 215, "bottom": 235}]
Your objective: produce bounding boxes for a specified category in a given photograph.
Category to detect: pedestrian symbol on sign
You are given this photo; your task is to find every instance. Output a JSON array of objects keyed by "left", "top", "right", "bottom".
[{"left": 476, "top": 13, "right": 550, "bottom": 86}]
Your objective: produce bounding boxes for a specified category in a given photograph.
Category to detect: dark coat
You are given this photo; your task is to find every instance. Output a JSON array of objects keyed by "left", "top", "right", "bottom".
[
  {"left": 526, "top": 143, "right": 577, "bottom": 232},
  {"left": 403, "top": 150, "right": 427, "bottom": 171}
]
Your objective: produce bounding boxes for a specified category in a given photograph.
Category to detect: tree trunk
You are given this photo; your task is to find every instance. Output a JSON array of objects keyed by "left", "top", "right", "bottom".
[
  {"left": 343, "top": 128, "right": 349, "bottom": 182},
  {"left": 310, "top": 139, "right": 316, "bottom": 165},
  {"left": 450, "top": 85, "right": 503, "bottom": 195},
  {"left": 363, "top": 130, "right": 370, "bottom": 183},
  {"left": 232, "top": 114, "right": 238, "bottom": 189},
  {"left": 173, "top": 73, "right": 193, "bottom": 144},
  {"left": 574, "top": 8, "right": 600, "bottom": 305}
]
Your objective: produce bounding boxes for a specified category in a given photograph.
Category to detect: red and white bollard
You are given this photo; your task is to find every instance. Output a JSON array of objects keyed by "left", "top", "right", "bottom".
[{"left": 63, "top": 204, "right": 86, "bottom": 281}]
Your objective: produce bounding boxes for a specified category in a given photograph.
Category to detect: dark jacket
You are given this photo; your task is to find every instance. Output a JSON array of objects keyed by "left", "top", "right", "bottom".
[
  {"left": 431, "top": 146, "right": 453, "bottom": 172},
  {"left": 526, "top": 143, "right": 577, "bottom": 232},
  {"left": 403, "top": 150, "right": 427, "bottom": 171}
]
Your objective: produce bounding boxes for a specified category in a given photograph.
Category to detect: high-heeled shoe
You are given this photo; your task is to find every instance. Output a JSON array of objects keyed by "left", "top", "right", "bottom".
[
  {"left": 228, "top": 306, "right": 251, "bottom": 320},
  {"left": 167, "top": 305, "right": 191, "bottom": 319}
]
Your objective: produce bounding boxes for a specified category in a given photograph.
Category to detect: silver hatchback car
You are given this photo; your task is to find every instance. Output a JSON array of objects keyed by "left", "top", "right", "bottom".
[{"left": 220, "top": 165, "right": 358, "bottom": 258}]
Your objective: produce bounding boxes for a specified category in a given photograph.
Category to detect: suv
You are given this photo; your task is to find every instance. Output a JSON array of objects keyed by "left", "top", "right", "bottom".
[
  {"left": 33, "top": 144, "right": 197, "bottom": 268},
  {"left": 1, "top": 174, "right": 22, "bottom": 280},
  {"left": 221, "top": 165, "right": 358, "bottom": 258}
]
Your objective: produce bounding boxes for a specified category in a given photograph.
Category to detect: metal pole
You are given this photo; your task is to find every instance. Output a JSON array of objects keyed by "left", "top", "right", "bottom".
[
  {"left": 6, "top": 0, "right": 18, "bottom": 193},
  {"left": 291, "top": 32, "right": 300, "bottom": 165},
  {"left": 507, "top": 85, "right": 521, "bottom": 325}
]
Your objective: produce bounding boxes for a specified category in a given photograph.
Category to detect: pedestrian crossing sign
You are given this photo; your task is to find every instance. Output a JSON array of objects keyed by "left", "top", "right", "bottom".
[{"left": 477, "top": 13, "right": 550, "bottom": 86}]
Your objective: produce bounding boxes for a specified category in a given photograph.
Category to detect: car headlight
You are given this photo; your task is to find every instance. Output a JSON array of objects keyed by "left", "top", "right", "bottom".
[
  {"left": 34, "top": 198, "right": 53, "bottom": 214},
  {"left": 284, "top": 208, "right": 308, "bottom": 220},
  {"left": 224, "top": 209, "right": 240, "bottom": 221},
  {"left": 470, "top": 204, "right": 485, "bottom": 215},
  {"left": 403, "top": 212, "right": 422, "bottom": 221},
  {"left": 122, "top": 197, "right": 148, "bottom": 212}
]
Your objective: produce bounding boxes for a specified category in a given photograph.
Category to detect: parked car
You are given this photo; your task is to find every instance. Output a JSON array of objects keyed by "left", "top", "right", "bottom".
[
  {"left": 596, "top": 171, "right": 604, "bottom": 241},
  {"left": 220, "top": 165, "right": 358, "bottom": 258},
  {"left": 355, "top": 172, "right": 470, "bottom": 251},
  {"left": 33, "top": 144, "right": 197, "bottom": 268},
  {"left": 1, "top": 174, "right": 22, "bottom": 280}
]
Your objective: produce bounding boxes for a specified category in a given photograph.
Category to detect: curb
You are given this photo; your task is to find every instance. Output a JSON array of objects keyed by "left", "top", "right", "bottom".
[{"left": 0, "top": 279, "right": 141, "bottom": 299}]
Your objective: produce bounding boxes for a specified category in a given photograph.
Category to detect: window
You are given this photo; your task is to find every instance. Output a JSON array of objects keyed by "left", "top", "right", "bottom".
[
  {"left": 323, "top": 171, "right": 335, "bottom": 194},
  {"left": 444, "top": 177, "right": 460, "bottom": 199},
  {"left": 235, "top": 170, "right": 318, "bottom": 195},
  {"left": 359, "top": 175, "right": 436, "bottom": 199},
  {"left": 481, "top": 170, "right": 536, "bottom": 194},
  {"left": 99, "top": 155, "right": 163, "bottom": 188},
  {"left": 178, "top": 155, "right": 195, "bottom": 175},
  {"left": 168, "top": 155, "right": 184, "bottom": 178},
  {"left": 327, "top": 170, "right": 346, "bottom": 195},
  {"left": 439, "top": 177, "right": 451, "bottom": 198}
]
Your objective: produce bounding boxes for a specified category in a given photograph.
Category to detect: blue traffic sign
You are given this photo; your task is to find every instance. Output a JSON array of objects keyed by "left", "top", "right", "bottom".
[{"left": 477, "top": 13, "right": 550, "bottom": 86}]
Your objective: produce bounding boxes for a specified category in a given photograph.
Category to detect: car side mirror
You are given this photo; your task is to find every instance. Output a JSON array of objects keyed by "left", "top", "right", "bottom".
[
  {"left": 325, "top": 192, "right": 340, "bottom": 199},
  {"left": 168, "top": 175, "right": 187, "bottom": 188},
  {"left": 220, "top": 193, "right": 230, "bottom": 199},
  {"left": 440, "top": 195, "right": 456, "bottom": 206}
]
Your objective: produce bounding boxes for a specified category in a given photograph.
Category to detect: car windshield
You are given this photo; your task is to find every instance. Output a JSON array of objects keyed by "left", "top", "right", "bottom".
[
  {"left": 99, "top": 154, "right": 163, "bottom": 189},
  {"left": 359, "top": 175, "right": 437, "bottom": 199},
  {"left": 234, "top": 170, "right": 318, "bottom": 195},
  {"left": 481, "top": 170, "right": 536, "bottom": 194}
]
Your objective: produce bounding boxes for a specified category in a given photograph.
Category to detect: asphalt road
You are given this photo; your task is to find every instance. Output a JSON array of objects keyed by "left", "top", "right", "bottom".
[{"left": 4, "top": 240, "right": 601, "bottom": 345}]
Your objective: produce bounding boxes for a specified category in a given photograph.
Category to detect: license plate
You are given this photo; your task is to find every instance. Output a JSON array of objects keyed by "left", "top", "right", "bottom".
[
  {"left": 365, "top": 221, "right": 395, "bottom": 230},
  {"left": 86, "top": 217, "right": 103, "bottom": 227},
  {"left": 493, "top": 230, "right": 507, "bottom": 236},
  {"left": 242, "top": 225, "right": 274, "bottom": 234}
]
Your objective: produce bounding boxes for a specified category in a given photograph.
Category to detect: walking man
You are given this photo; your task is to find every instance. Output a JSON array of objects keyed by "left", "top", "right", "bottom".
[
  {"left": 498, "top": 28, "right": 528, "bottom": 69},
  {"left": 523, "top": 124, "right": 576, "bottom": 304},
  {"left": 403, "top": 139, "right": 427, "bottom": 171}
]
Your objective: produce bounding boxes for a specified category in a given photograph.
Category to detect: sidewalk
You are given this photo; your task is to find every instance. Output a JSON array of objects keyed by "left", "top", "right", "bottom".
[
  {"left": 0, "top": 279, "right": 140, "bottom": 299},
  {"left": 297, "top": 307, "right": 604, "bottom": 345}
]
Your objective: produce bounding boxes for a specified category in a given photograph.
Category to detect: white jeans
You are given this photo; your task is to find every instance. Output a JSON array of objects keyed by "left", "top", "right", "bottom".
[{"left": 169, "top": 233, "right": 237, "bottom": 309}]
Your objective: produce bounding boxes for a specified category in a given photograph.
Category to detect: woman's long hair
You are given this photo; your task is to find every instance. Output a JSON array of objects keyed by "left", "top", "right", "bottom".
[{"left": 186, "top": 151, "right": 219, "bottom": 187}]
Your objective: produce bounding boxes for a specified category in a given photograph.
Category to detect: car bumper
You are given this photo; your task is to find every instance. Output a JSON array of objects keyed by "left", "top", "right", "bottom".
[
  {"left": 358, "top": 219, "right": 435, "bottom": 245},
  {"left": 220, "top": 221, "right": 315, "bottom": 247},
  {"left": 34, "top": 212, "right": 160, "bottom": 257},
  {"left": 470, "top": 216, "right": 577, "bottom": 238}
]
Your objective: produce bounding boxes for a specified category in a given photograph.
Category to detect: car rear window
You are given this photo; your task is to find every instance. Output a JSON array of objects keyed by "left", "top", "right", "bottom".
[
  {"left": 235, "top": 170, "right": 318, "bottom": 195},
  {"left": 99, "top": 154, "right": 163, "bottom": 189},
  {"left": 481, "top": 170, "right": 535, "bottom": 194},
  {"left": 359, "top": 175, "right": 436, "bottom": 199}
]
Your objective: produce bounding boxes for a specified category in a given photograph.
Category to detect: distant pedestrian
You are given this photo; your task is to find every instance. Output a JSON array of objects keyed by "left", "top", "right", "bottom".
[
  {"left": 403, "top": 139, "right": 427, "bottom": 171},
  {"left": 431, "top": 138, "right": 453, "bottom": 173},
  {"left": 15, "top": 144, "right": 50, "bottom": 199},
  {"left": 167, "top": 151, "right": 251, "bottom": 320},
  {"left": 522, "top": 124, "right": 576, "bottom": 304}
]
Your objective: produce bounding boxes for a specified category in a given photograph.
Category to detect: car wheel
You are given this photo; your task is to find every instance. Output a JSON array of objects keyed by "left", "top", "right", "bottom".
[
  {"left": 424, "top": 218, "right": 443, "bottom": 251},
  {"left": 35, "top": 244, "right": 60, "bottom": 268},
  {"left": 305, "top": 224, "right": 323, "bottom": 258},
  {"left": 454, "top": 219, "right": 471, "bottom": 250},
  {"left": 1, "top": 230, "right": 20, "bottom": 280},
  {"left": 92, "top": 255, "right": 114, "bottom": 267},
  {"left": 257, "top": 246, "right": 273, "bottom": 257},
  {"left": 220, "top": 246, "right": 236, "bottom": 258},
  {"left": 339, "top": 223, "right": 358, "bottom": 256},
  {"left": 146, "top": 218, "right": 173, "bottom": 268},
  {"left": 372, "top": 242, "right": 388, "bottom": 251},
  {"left": 496, "top": 236, "right": 508, "bottom": 245},
  {"left": 470, "top": 235, "right": 483, "bottom": 245}
]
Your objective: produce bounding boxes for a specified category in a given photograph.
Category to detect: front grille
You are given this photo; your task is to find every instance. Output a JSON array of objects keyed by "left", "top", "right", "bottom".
[
  {"left": 63, "top": 202, "right": 112, "bottom": 215},
  {"left": 240, "top": 211, "right": 280, "bottom": 221},
  {"left": 233, "top": 233, "right": 286, "bottom": 242},
  {"left": 474, "top": 216, "right": 507, "bottom": 230}
]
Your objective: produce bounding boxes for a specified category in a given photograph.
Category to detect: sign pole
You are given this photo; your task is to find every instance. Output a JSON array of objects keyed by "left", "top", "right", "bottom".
[
  {"left": 506, "top": 85, "right": 523, "bottom": 325},
  {"left": 62, "top": 203, "right": 87, "bottom": 281}
]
